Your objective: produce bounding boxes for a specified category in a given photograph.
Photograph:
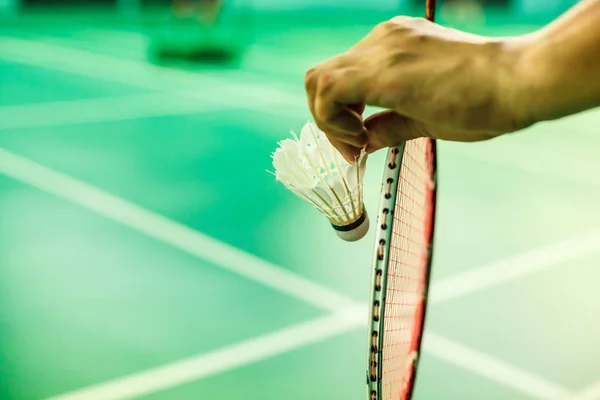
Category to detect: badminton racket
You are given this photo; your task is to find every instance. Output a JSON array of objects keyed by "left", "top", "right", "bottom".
[{"left": 365, "top": 2, "right": 438, "bottom": 399}]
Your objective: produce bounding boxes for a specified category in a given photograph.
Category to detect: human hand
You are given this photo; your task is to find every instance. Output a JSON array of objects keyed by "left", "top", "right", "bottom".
[{"left": 304, "top": 16, "right": 531, "bottom": 161}]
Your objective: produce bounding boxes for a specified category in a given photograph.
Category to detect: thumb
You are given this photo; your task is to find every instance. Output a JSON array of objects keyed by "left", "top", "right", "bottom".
[{"left": 364, "top": 110, "right": 425, "bottom": 154}]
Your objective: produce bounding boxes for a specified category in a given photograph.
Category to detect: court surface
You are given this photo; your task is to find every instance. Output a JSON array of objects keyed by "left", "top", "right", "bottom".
[{"left": 1, "top": 9, "right": 600, "bottom": 400}]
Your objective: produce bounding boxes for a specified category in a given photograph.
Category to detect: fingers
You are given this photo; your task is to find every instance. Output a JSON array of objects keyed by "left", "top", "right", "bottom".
[
  {"left": 314, "top": 104, "right": 366, "bottom": 138},
  {"left": 305, "top": 65, "right": 368, "bottom": 161},
  {"left": 364, "top": 110, "right": 426, "bottom": 154},
  {"left": 329, "top": 137, "right": 362, "bottom": 163},
  {"left": 348, "top": 104, "right": 366, "bottom": 116},
  {"left": 323, "top": 121, "right": 367, "bottom": 163},
  {"left": 310, "top": 68, "right": 365, "bottom": 132}
]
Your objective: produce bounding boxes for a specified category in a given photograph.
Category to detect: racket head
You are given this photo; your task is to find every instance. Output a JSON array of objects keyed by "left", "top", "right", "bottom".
[{"left": 366, "top": 138, "right": 437, "bottom": 400}]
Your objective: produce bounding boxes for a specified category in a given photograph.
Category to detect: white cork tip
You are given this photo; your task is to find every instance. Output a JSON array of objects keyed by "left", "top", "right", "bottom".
[{"left": 333, "top": 211, "right": 370, "bottom": 242}]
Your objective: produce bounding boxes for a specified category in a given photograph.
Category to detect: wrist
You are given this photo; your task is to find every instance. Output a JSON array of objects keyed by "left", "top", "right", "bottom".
[
  {"left": 494, "top": 34, "right": 551, "bottom": 131},
  {"left": 510, "top": 33, "right": 556, "bottom": 125},
  {"left": 508, "top": 25, "right": 600, "bottom": 127},
  {"left": 510, "top": 0, "right": 600, "bottom": 126}
]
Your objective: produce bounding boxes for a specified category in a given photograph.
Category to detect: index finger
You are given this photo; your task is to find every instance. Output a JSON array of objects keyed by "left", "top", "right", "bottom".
[{"left": 312, "top": 68, "right": 367, "bottom": 136}]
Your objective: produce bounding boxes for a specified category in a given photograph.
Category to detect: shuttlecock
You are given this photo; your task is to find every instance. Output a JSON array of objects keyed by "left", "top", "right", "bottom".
[{"left": 271, "top": 122, "right": 369, "bottom": 242}]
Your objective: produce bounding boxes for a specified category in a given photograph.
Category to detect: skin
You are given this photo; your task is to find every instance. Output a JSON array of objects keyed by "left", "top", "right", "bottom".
[{"left": 304, "top": 0, "right": 600, "bottom": 162}]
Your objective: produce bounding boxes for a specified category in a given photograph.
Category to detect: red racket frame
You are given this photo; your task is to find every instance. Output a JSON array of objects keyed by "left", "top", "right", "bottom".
[{"left": 366, "top": 4, "right": 438, "bottom": 399}]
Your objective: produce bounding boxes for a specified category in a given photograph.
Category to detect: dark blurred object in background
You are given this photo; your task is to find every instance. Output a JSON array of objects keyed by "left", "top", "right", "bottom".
[
  {"left": 412, "top": 0, "right": 508, "bottom": 6},
  {"left": 23, "top": 0, "right": 114, "bottom": 4},
  {"left": 146, "top": 0, "right": 251, "bottom": 66}
]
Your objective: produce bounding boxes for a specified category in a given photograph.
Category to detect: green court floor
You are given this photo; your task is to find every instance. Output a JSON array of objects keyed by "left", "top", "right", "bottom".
[{"left": 1, "top": 9, "right": 600, "bottom": 400}]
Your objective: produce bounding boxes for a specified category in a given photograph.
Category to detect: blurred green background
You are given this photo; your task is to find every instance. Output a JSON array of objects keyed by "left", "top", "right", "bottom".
[{"left": 1, "top": 0, "right": 600, "bottom": 399}]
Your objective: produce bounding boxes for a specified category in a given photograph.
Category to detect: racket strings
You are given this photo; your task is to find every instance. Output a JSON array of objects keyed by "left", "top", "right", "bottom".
[
  {"left": 372, "top": 1, "right": 437, "bottom": 398},
  {"left": 380, "top": 138, "right": 435, "bottom": 400}
]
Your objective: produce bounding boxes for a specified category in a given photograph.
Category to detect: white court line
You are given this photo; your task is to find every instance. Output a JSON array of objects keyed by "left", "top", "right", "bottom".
[
  {"left": 0, "top": 93, "right": 226, "bottom": 130},
  {"left": 4, "top": 148, "right": 599, "bottom": 311},
  {"left": 45, "top": 308, "right": 366, "bottom": 400},
  {"left": 425, "top": 332, "right": 573, "bottom": 400},
  {"left": 0, "top": 36, "right": 305, "bottom": 120},
  {"left": 430, "top": 231, "right": 600, "bottom": 304},
  {"left": 0, "top": 147, "right": 358, "bottom": 312},
  {"left": 2, "top": 34, "right": 598, "bottom": 189},
  {"left": 1, "top": 35, "right": 596, "bottom": 400},
  {"left": 1, "top": 148, "right": 585, "bottom": 400},
  {"left": 44, "top": 309, "right": 571, "bottom": 400}
]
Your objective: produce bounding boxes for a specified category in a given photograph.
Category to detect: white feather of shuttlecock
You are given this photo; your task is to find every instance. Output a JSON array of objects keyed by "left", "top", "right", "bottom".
[{"left": 271, "top": 122, "right": 367, "bottom": 229}]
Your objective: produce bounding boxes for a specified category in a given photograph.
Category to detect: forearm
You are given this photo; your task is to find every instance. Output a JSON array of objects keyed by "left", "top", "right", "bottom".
[{"left": 516, "top": 0, "right": 600, "bottom": 124}]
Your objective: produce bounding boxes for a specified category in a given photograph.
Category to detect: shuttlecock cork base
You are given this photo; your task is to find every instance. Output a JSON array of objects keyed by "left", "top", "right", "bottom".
[
  {"left": 271, "top": 122, "right": 370, "bottom": 242},
  {"left": 331, "top": 210, "right": 370, "bottom": 242}
]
